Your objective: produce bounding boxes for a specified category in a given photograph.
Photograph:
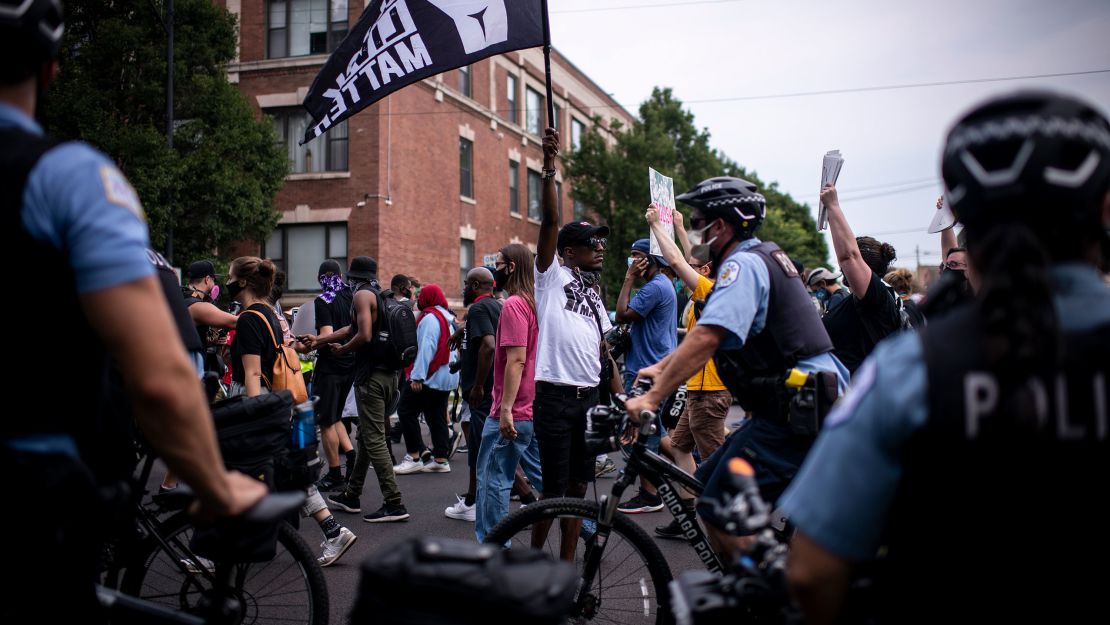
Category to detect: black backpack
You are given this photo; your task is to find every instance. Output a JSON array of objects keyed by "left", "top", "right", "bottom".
[{"left": 374, "top": 291, "right": 418, "bottom": 370}]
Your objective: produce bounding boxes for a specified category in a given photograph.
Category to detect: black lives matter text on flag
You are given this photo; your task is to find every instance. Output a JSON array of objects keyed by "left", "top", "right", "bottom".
[{"left": 302, "top": 0, "right": 545, "bottom": 144}]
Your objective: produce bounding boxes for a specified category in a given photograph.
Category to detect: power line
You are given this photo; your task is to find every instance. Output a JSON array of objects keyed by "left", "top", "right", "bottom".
[
  {"left": 681, "top": 69, "right": 1110, "bottom": 105},
  {"left": 317, "top": 68, "right": 1109, "bottom": 118},
  {"left": 799, "top": 177, "right": 938, "bottom": 200},
  {"left": 551, "top": 0, "right": 749, "bottom": 14},
  {"left": 836, "top": 181, "right": 940, "bottom": 202}
]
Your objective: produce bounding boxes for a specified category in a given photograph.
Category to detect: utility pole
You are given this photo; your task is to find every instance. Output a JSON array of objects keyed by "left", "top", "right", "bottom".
[{"left": 165, "top": 0, "right": 175, "bottom": 264}]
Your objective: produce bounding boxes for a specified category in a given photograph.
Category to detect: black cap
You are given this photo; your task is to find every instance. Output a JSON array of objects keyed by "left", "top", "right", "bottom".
[
  {"left": 346, "top": 256, "right": 378, "bottom": 281},
  {"left": 187, "top": 260, "right": 218, "bottom": 281},
  {"left": 557, "top": 221, "right": 610, "bottom": 256}
]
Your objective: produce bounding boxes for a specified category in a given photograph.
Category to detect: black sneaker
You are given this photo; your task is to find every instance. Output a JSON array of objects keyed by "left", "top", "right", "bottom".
[
  {"left": 654, "top": 518, "right": 686, "bottom": 539},
  {"left": 617, "top": 491, "right": 664, "bottom": 514},
  {"left": 315, "top": 473, "right": 345, "bottom": 493},
  {"left": 419, "top": 449, "right": 433, "bottom": 464},
  {"left": 363, "top": 503, "right": 410, "bottom": 523},
  {"left": 328, "top": 491, "right": 361, "bottom": 513}
]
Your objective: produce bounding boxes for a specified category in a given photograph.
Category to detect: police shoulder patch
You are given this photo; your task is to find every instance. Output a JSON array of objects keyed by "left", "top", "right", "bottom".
[
  {"left": 716, "top": 260, "right": 741, "bottom": 288},
  {"left": 99, "top": 164, "right": 146, "bottom": 221}
]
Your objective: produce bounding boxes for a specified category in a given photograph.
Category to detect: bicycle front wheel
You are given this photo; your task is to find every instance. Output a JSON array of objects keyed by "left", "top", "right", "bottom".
[
  {"left": 120, "top": 514, "right": 329, "bottom": 625},
  {"left": 485, "top": 498, "right": 674, "bottom": 625}
]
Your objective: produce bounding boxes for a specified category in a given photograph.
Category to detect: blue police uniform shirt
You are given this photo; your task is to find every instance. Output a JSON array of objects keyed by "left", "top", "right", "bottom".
[
  {"left": 625, "top": 272, "right": 678, "bottom": 374},
  {"left": 778, "top": 263, "right": 1110, "bottom": 560},
  {"left": 697, "top": 237, "right": 850, "bottom": 394},
  {"left": 2, "top": 103, "right": 153, "bottom": 295},
  {"left": 3, "top": 103, "right": 153, "bottom": 457}
]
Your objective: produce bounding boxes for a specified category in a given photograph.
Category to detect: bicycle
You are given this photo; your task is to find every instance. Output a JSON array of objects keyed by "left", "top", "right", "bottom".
[
  {"left": 100, "top": 454, "right": 329, "bottom": 625},
  {"left": 667, "top": 458, "right": 796, "bottom": 625},
  {"left": 482, "top": 386, "right": 725, "bottom": 624},
  {"left": 97, "top": 487, "right": 309, "bottom": 625}
]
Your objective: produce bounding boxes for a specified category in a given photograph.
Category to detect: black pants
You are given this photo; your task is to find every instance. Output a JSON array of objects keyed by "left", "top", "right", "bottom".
[
  {"left": 3, "top": 450, "right": 105, "bottom": 623},
  {"left": 397, "top": 385, "right": 452, "bottom": 459},
  {"left": 533, "top": 382, "right": 597, "bottom": 497}
]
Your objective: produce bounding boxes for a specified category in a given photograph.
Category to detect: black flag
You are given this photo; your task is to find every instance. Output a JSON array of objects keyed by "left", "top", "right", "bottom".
[{"left": 302, "top": 0, "right": 545, "bottom": 144}]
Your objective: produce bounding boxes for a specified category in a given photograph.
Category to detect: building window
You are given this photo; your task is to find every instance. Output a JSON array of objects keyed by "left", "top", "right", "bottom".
[
  {"left": 509, "top": 160, "right": 519, "bottom": 214},
  {"left": 458, "top": 65, "right": 472, "bottom": 98},
  {"left": 270, "top": 108, "right": 348, "bottom": 173},
  {"left": 574, "top": 198, "right": 586, "bottom": 220},
  {"left": 460, "top": 137, "right": 474, "bottom": 198},
  {"left": 460, "top": 239, "right": 475, "bottom": 294},
  {"left": 506, "top": 73, "right": 518, "bottom": 124},
  {"left": 553, "top": 103, "right": 562, "bottom": 135},
  {"left": 571, "top": 118, "right": 585, "bottom": 151},
  {"left": 525, "top": 87, "right": 543, "bottom": 135},
  {"left": 527, "top": 169, "right": 542, "bottom": 220},
  {"left": 264, "top": 223, "right": 348, "bottom": 292},
  {"left": 267, "top": 0, "right": 348, "bottom": 59},
  {"left": 556, "top": 180, "right": 563, "bottom": 218}
]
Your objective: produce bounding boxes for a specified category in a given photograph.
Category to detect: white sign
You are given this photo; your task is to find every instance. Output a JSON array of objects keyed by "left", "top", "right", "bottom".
[
  {"left": 482, "top": 253, "right": 499, "bottom": 267},
  {"left": 817, "top": 150, "right": 844, "bottom": 231},
  {"left": 648, "top": 167, "right": 675, "bottom": 256}
]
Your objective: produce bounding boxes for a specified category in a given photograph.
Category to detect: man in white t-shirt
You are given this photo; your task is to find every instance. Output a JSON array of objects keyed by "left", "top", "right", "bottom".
[{"left": 531, "top": 127, "right": 612, "bottom": 558}]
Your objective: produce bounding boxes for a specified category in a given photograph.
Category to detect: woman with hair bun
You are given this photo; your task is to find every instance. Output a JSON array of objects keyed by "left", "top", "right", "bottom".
[
  {"left": 225, "top": 256, "right": 357, "bottom": 568},
  {"left": 816, "top": 189, "right": 907, "bottom": 374}
]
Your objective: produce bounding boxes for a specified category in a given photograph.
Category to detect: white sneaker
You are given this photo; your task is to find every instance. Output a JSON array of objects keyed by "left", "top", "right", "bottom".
[
  {"left": 317, "top": 527, "right": 357, "bottom": 567},
  {"left": 393, "top": 456, "right": 424, "bottom": 475},
  {"left": 444, "top": 495, "right": 475, "bottom": 522},
  {"left": 422, "top": 460, "right": 451, "bottom": 473},
  {"left": 181, "top": 556, "right": 215, "bottom": 574}
]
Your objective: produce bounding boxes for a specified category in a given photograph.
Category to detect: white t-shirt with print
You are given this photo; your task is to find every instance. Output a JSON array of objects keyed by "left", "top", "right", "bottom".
[{"left": 534, "top": 263, "right": 613, "bottom": 387}]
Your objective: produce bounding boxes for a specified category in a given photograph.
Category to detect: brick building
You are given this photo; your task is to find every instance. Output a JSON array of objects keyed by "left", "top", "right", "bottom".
[{"left": 217, "top": 1, "right": 633, "bottom": 300}]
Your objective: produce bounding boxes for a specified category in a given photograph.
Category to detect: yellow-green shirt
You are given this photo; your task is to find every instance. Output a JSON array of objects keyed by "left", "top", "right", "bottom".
[{"left": 685, "top": 275, "right": 727, "bottom": 391}]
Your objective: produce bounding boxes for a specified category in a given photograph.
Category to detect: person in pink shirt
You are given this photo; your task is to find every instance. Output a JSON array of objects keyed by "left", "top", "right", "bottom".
[{"left": 475, "top": 243, "right": 544, "bottom": 542}]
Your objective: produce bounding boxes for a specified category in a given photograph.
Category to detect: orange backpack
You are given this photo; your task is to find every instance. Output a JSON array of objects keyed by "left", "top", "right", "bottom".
[{"left": 244, "top": 309, "right": 308, "bottom": 404}]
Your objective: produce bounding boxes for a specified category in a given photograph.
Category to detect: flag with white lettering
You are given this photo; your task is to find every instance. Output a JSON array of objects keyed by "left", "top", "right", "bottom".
[{"left": 302, "top": 0, "right": 545, "bottom": 144}]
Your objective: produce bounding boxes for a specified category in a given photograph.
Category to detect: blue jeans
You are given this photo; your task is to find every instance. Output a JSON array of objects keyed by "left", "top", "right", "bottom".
[{"left": 475, "top": 416, "right": 543, "bottom": 542}]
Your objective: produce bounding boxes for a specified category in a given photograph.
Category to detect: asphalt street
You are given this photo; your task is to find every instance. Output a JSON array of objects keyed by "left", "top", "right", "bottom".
[{"left": 303, "top": 425, "right": 713, "bottom": 624}]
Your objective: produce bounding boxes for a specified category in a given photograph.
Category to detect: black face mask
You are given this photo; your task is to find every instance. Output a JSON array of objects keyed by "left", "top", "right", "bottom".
[
  {"left": 491, "top": 267, "right": 510, "bottom": 291},
  {"left": 226, "top": 280, "right": 246, "bottom": 302},
  {"left": 463, "top": 285, "right": 476, "bottom": 307}
]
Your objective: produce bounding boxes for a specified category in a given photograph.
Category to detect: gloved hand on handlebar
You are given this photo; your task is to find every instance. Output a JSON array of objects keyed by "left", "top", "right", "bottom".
[{"left": 623, "top": 373, "right": 659, "bottom": 425}]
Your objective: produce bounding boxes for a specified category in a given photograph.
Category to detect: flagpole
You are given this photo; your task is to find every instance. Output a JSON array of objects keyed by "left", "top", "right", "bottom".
[{"left": 541, "top": 0, "right": 555, "bottom": 129}]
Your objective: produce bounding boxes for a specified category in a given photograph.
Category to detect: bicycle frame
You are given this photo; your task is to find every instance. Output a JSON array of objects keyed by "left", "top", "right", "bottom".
[{"left": 576, "top": 426, "right": 725, "bottom": 612}]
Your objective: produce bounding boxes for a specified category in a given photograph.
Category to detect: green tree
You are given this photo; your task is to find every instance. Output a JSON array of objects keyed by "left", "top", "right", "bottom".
[
  {"left": 42, "top": 0, "right": 287, "bottom": 265},
  {"left": 566, "top": 88, "right": 828, "bottom": 304}
]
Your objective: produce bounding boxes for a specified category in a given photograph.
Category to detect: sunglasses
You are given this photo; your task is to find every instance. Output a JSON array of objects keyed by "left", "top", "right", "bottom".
[
  {"left": 945, "top": 260, "right": 967, "bottom": 271},
  {"left": 576, "top": 236, "right": 608, "bottom": 249}
]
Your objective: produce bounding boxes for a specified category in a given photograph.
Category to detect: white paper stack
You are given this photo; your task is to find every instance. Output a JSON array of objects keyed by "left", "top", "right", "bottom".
[{"left": 817, "top": 150, "right": 844, "bottom": 231}]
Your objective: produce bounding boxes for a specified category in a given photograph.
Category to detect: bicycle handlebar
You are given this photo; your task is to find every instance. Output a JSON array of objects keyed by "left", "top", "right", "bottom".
[{"left": 154, "top": 485, "right": 306, "bottom": 525}]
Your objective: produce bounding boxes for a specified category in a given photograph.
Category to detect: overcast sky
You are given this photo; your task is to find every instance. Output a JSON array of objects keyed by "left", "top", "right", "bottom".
[{"left": 547, "top": 0, "right": 1110, "bottom": 270}]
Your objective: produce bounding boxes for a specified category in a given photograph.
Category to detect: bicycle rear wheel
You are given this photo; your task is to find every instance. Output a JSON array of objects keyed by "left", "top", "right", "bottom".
[
  {"left": 484, "top": 498, "right": 674, "bottom": 625},
  {"left": 120, "top": 513, "right": 329, "bottom": 625}
]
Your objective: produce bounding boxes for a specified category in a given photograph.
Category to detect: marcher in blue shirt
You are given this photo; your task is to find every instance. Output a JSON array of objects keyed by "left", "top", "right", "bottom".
[
  {"left": 2, "top": 2, "right": 265, "bottom": 621},
  {"left": 615, "top": 238, "right": 678, "bottom": 513},
  {"left": 626, "top": 177, "right": 848, "bottom": 557},
  {"left": 781, "top": 91, "right": 1110, "bottom": 625}
]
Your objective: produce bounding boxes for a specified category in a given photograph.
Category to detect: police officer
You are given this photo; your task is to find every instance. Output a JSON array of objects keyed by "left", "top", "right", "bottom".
[
  {"left": 625, "top": 177, "right": 849, "bottom": 554},
  {"left": 779, "top": 91, "right": 1110, "bottom": 625},
  {"left": 1, "top": 2, "right": 264, "bottom": 620}
]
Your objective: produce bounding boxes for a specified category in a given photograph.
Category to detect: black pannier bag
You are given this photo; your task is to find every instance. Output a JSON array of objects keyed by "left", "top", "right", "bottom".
[
  {"left": 192, "top": 390, "right": 294, "bottom": 562},
  {"left": 211, "top": 390, "right": 294, "bottom": 487},
  {"left": 351, "top": 537, "right": 578, "bottom": 625}
]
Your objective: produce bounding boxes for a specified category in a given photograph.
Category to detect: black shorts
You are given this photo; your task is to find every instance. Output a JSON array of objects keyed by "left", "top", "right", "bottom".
[
  {"left": 533, "top": 382, "right": 597, "bottom": 497},
  {"left": 314, "top": 370, "right": 354, "bottom": 427}
]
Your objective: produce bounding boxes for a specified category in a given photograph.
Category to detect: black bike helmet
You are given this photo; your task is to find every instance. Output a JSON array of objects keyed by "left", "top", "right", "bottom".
[
  {"left": 941, "top": 90, "right": 1110, "bottom": 233},
  {"left": 676, "top": 176, "right": 766, "bottom": 233},
  {"left": 0, "top": 0, "right": 64, "bottom": 82}
]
